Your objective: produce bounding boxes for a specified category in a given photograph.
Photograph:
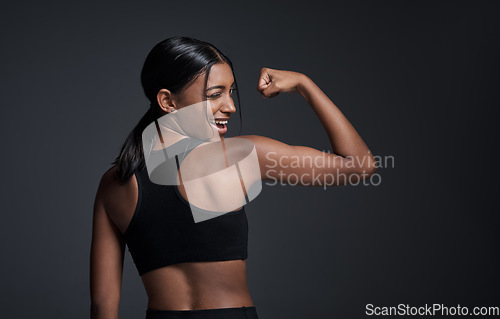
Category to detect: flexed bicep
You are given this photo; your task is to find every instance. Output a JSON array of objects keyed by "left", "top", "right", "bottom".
[{"left": 240, "top": 135, "right": 374, "bottom": 187}]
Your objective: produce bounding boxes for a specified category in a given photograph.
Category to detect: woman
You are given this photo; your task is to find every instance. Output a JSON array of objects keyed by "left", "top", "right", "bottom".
[{"left": 90, "top": 36, "right": 376, "bottom": 319}]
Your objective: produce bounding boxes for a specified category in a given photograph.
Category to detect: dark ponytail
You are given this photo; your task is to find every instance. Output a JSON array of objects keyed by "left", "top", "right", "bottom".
[{"left": 110, "top": 36, "right": 242, "bottom": 183}]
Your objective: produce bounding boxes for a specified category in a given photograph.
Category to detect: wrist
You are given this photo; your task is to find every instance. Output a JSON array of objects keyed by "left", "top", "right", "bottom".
[{"left": 296, "top": 74, "right": 312, "bottom": 96}]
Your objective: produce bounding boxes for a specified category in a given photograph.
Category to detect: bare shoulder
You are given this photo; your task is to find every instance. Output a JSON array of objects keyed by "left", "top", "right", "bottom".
[
  {"left": 95, "top": 165, "right": 139, "bottom": 235},
  {"left": 97, "top": 165, "right": 122, "bottom": 200}
]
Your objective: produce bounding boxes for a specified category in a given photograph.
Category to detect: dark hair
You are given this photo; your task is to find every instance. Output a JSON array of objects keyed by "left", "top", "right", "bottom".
[{"left": 111, "top": 36, "right": 242, "bottom": 183}]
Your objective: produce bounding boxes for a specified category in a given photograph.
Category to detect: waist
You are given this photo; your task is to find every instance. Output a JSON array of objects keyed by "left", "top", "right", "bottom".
[{"left": 141, "top": 260, "right": 254, "bottom": 311}]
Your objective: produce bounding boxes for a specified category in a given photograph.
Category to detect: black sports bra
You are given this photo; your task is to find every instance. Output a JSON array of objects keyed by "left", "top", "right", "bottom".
[{"left": 123, "top": 138, "right": 249, "bottom": 276}]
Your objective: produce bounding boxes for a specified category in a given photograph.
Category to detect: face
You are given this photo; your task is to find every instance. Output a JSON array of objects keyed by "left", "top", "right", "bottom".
[{"left": 158, "top": 62, "right": 237, "bottom": 136}]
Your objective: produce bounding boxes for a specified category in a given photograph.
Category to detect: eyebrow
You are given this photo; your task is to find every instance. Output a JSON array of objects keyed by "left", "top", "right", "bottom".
[{"left": 206, "top": 82, "right": 236, "bottom": 91}]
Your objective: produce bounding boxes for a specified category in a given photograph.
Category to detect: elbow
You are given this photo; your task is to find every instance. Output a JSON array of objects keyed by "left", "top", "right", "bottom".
[
  {"left": 361, "top": 165, "right": 377, "bottom": 179},
  {"left": 356, "top": 153, "right": 378, "bottom": 179}
]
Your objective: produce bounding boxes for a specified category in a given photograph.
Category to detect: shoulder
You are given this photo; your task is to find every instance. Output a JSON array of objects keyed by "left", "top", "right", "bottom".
[
  {"left": 99, "top": 165, "right": 138, "bottom": 193},
  {"left": 96, "top": 165, "right": 139, "bottom": 233},
  {"left": 97, "top": 166, "right": 124, "bottom": 199}
]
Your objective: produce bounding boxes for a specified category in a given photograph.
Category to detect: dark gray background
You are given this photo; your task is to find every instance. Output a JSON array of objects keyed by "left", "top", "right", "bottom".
[{"left": 1, "top": 1, "right": 499, "bottom": 318}]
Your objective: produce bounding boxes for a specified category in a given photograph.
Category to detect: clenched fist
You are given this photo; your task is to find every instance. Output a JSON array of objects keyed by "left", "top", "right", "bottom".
[{"left": 256, "top": 67, "right": 305, "bottom": 98}]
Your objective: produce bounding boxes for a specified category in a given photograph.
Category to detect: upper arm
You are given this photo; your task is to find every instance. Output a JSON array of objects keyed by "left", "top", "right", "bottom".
[
  {"left": 239, "top": 135, "right": 375, "bottom": 186},
  {"left": 90, "top": 170, "right": 125, "bottom": 313}
]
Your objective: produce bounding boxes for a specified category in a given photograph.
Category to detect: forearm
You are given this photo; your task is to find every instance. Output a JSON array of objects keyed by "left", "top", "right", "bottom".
[{"left": 297, "top": 75, "right": 375, "bottom": 170}]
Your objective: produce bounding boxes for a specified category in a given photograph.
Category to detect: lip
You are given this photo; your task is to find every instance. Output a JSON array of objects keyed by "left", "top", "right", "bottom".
[{"left": 210, "top": 121, "right": 228, "bottom": 135}]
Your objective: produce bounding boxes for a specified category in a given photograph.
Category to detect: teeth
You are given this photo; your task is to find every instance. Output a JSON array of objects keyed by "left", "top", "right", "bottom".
[{"left": 214, "top": 120, "right": 228, "bottom": 125}]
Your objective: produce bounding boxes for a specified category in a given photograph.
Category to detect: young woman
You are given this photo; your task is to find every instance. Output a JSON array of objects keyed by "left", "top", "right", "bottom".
[{"left": 90, "top": 36, "right": 376, "bottom": 319}]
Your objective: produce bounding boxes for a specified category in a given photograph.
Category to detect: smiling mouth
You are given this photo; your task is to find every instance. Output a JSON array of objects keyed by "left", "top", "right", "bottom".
[{"left": 210, "top": 119, "right": 229, "bottom": 134}]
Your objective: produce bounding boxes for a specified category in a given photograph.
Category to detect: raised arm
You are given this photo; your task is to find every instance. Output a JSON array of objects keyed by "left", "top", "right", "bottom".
[
  {"left": 241, "top": 67, "right": 376, "bottom": 187},
  {"left": 90, "top": 170, "right": 125, "bottom": 319}
]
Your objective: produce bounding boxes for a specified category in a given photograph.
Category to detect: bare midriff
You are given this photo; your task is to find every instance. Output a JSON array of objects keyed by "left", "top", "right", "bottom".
[{"left": 140, "top": 259, "right": 254, "bottom": 311}]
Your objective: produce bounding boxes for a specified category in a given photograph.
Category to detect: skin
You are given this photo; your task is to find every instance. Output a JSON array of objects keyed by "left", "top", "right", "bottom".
[{"left": 90, "top": 62, "right": 377, "bottom": 318}]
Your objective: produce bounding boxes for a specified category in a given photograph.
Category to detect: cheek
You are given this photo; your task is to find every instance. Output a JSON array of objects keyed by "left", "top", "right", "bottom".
[{"left": 210, "top": 103, "right": 219, "bottom": 114}]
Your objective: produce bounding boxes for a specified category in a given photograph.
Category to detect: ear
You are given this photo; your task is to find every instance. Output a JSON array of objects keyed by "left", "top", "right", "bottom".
[{"left": 156, "top": 89, "right": 177, "bottom": 113}]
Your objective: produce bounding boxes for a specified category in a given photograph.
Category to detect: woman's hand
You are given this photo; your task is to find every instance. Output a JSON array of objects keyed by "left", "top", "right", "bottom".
[{"left": 256, "top": 67, "right": 305, "bottom": 98}]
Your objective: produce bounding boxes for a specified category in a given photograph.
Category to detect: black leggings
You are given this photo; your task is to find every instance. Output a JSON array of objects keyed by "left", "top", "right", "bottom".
[{"left": 145, "top": 306, "right": 259, "bottom": 319}]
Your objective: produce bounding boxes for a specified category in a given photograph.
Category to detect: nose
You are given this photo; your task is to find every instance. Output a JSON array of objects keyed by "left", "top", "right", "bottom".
[{"left": 218, "top": 95, "right": 236, "bottom": 115}]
